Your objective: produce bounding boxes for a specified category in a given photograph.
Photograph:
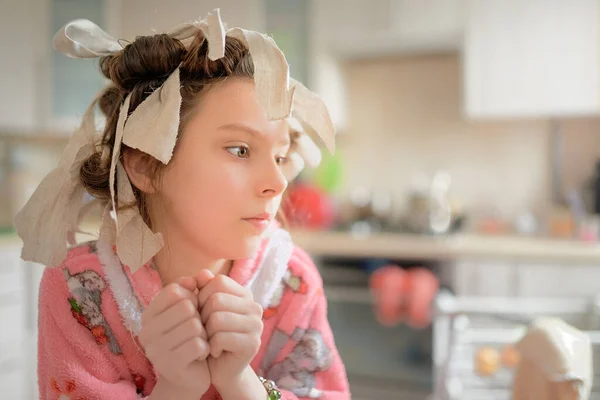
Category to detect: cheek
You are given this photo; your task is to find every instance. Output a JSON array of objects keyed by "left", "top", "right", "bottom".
[
  {"left": 160, "top": 152, "right": 252, "bottom": 225},
  {"left": 154, "top": 144, "right": 279, "bottom": 259}
]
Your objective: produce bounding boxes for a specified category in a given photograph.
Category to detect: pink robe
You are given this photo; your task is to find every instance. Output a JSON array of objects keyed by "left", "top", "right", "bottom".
[{"left": 37, "top": 228, "right": 350, "bottom": 399}]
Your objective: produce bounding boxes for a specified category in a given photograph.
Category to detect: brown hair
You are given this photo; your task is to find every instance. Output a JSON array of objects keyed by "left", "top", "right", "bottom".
[{"left": 79, "top": 32, "right": 255, "bottom": 227}]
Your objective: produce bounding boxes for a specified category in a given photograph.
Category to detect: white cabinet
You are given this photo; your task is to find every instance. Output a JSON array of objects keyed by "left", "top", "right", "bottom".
[
  {"left": 517, "top": 263, "right": 600, "bottom": 297},
  {"left": 463, "top": 0, "right": 600, "bottom": 119},
  {"left": 0, "top": 242, "right": 27, "bottom": 398},
  {"left": 312, "top": 0, "right": 463, "bottom": 59},
  {"left": 453, "top": 260, "right": 518, "bottom": 296},
  {"left": 452, "top": 258, "right": 600, "bottom": 298},
  {"left": 0, "top": 240, "right": 44, "bottom": 400}
]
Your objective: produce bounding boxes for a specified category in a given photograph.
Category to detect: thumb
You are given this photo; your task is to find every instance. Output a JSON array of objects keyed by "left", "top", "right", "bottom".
[
  {"left": 176, "top": 276, "right": 198, "bottom": 292},
  {"left": 195, "top": 269, "right": 215, "bottom": 290},
  {"left": 176, "top": 276, "right": 200, "bottom": 308}
]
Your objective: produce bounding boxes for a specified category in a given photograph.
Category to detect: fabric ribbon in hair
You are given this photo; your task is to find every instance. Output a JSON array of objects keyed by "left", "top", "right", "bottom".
[
  {"left": 167, "top": 9, "right": 226, "bottom": 60},
  {"left": 227, "top": 28, "right": 293, "bottom": 120},
  {"left": 54, "top": 9, "right": 292, "bottom": 120},
  {"left": 287, "top": 117, "right": 322, "bottom": 168},
  {"left": 109, "top": 93, "right": 164, "bottom": 271},
  {"left": 283, "top": 118, "right": 316, "bottom": 181},
  {"left": 121, "top": 68, "right": 182, "bottom": 164},
  {"left": 289, "top": 79, "right": 336, "bottom": 154},
  {"left": 13, "top": 92, "right": 103, "bottom": 266},
  {"left": 281, "top": 80, "right": 337, "bottom": 180},
  {"left": 114, "top": 161, "right": 163, "bottom": 270},
  {"left": 53, "top": 18, "right": 122, "bottom": 58}
]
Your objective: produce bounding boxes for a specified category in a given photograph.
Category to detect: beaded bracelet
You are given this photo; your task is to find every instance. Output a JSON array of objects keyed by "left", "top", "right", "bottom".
[{"left": 258, "top": 376, "right": 282, "bottom": 400}]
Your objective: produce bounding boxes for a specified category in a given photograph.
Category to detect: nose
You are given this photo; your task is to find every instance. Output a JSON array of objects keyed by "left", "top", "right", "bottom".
[{"left": 258, "top": 159, "right": 288, "bottom": 198}]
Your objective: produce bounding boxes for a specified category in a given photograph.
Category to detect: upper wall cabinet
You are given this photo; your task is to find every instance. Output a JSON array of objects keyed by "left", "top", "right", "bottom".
[
  {"left": 308, "top": 0, "right": 463, "bottom": 131},
  {"left": 463, "top": 0, "right": 600, "bottom": 119},
  {"left": 312, "top": 0, "right": 463, "bottom": 59}
]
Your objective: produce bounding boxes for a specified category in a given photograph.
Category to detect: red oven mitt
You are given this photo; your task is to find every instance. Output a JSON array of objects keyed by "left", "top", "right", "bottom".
[
  {"left": 405, "top": 267, "right": 439, "bottom": 329},
  {"left": 370, "top": 265, "right": 408, "bottom": 326},
  {"left": 370, "top": 265, "right": 439, "bottom": 329}
]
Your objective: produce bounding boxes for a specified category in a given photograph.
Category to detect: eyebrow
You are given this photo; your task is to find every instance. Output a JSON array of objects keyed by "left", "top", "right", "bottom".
[{"left": 218, "top": 123, "right": 291, "bottom": 146}]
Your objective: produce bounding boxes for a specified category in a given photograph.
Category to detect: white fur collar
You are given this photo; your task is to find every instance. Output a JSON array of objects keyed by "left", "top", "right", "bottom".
[
  {"left": 96, "top": 228, "right": 294, "bottom": 336},
  {"left": 245, "top": 228, "right": 294, "bottom": 309},
  {"left": 96, "top": 237, "right": 144, "bottom": 336}
]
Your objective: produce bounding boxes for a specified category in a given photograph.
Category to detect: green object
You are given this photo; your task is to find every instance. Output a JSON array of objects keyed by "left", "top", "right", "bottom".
[
  {"left": 314, "top": 150, "right": 344, "bottom": 193},
  {"left": 0, "top": 225, "right": 15, "bottom": 236},
  {"left": 259, "top": 376, "right": 281, "bottom": 400},
  {"left": 68, "top": 297, "right": 82, "bottom": 314}
]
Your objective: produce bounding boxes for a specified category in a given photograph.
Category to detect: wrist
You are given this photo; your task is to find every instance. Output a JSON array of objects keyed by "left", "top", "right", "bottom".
[
  {"left": 149, "top": 377, "right": 205, "bottom": 400},
  {"left": 215, "top": 366, "right": 271, "bottom": 400}
]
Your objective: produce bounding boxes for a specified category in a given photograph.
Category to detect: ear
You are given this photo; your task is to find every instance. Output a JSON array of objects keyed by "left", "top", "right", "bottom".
[{"left": 122, "top": 148, "right": 157, "bottom": 194}]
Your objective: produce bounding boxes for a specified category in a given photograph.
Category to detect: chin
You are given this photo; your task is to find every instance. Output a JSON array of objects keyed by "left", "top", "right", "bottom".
[{"left": 228, "top": 233, "right": 262, "bottom": 260}]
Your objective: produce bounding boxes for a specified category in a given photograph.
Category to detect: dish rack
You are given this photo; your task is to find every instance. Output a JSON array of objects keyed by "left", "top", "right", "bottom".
[{"left": 432, "top": 291, "right": 600, "bottom": 400}]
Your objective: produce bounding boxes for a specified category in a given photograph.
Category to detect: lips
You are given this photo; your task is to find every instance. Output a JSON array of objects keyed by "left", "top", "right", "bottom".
[
  {"left": 242, "top": 212, "right": 272, "bottom": 233},
  {"left": 246, "top": 212, "right": 271, "bottom": 221}
]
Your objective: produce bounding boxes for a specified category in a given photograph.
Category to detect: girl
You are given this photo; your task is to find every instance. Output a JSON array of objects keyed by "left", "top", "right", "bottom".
[{"left": 14, "top": 10, "right": 350, "bottom": 400}]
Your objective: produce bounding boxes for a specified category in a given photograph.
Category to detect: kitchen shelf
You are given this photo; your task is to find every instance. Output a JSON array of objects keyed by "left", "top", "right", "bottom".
[{"left": 290, "top": 229, "right": 600, "bottom": 264}]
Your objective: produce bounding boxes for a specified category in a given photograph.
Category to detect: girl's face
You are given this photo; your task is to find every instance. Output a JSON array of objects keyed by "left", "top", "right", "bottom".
[{"left": 154, "top": 78, "right": 290, "bottom": 260}]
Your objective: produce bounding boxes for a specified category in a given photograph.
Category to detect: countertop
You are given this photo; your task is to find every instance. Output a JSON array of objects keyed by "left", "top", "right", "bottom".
[
  {"left": 290, "top": 229, "right": 600, "bottom": 264},
  {"left": 2, "top": 227, "right": 600, "bottom": 264}
]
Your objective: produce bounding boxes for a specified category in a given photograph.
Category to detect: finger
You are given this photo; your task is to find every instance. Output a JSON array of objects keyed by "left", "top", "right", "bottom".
[
  {"left": 171, "top": 336, "right": 210, "bottom": 366},
  {"left": 198, "top": 275, "right": 252, "bottom": 307},
  {"left": 205, "top": 311, "right": 263, "bottom": 339},
  {"left": 195, "top": 269, "right": 215, "bottom": 290},
  {"left": 209, "top": 332, "right": 261, "bottom": 358},
  {"left": 177, "top": 277, "right": 200, "bottom": 306},
  {"left": 163, "top": 317, "right": 208, "bottom": 350},
  {"left": 201, "top": 293, "right": 263, "bottom": 324},
  {"left": 177, "top": 276, "right": 198, "bottom": 293},
  {"left": 141, "top": 299, "right": 199, "bottom": 344},
  {"left": 179, "top": 277, "right": 201, "bottom": 309},
  {"left": 143, "top": 283, "right": 195, "bottom": 322}
]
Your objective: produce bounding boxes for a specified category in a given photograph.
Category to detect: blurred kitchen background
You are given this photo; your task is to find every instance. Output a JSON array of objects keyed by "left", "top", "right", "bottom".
[{"left": 3, "top": 0, "right": 600, "bottom": 399}]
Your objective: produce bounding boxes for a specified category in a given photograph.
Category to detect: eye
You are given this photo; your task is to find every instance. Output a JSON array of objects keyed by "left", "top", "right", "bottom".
[
  {"left": 226, "top": 146, "right": 250, "bottom": 159},
  {"left": 275, "top": 156, "right": 288, "bottom": 165}
]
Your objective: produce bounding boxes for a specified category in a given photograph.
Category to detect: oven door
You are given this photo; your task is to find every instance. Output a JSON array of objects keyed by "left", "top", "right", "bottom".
[{"left": 319, "top": 262, "right": 433, "bottom": 400}]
